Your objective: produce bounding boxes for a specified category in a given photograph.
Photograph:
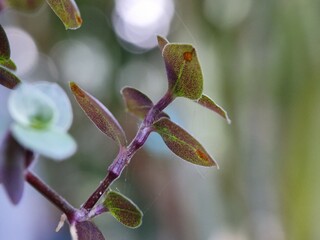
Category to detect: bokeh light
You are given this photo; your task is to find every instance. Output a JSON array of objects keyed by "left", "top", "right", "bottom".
[
  {"left": 112, "top": 0, "right": 174, "bottom": 51},
  {"left": 50, "top": 37, "right": 112, "bottom": 94},
  {"left": 5, "top": 27, "right": 38, "bottom": 76}
]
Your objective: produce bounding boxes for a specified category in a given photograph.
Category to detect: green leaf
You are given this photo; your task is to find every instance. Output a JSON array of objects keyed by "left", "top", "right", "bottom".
[
  {"left": 70, "top": 221, "right": 105, "bottom": 240},
  {"left": 8, "top": 83, "right": 57, "bottom": 129},
  {"left": 46, "top": 0, "right": 82, "bottom": 30},
  {"left": 0, "top": 132, "right": 25, "bottom": 205},
  {"left": 153, "top": 118, "right": 217, "bottom": 167},
  {"left": 104, "top": 190, "right": 143, "bottom": 228},
  {"left": 121, "top": 87, "right": 169, "bottom": 120},
  {"left": 70, "top": 82, "right": 127, "bottom": 146},
  {"left": 162, "top": 42, "right": 203, "bottom": 100},
  {"left": 0, "top": 24, "right": 10, "bottom": 59},
  {"left": 11, "top": 124, "right": 76, "bottom": 160},
  {"left": 0, "top": 58, "right": 17, "bottom": 71},
  {"left": 196, "top": 94, "right": 231, "bottom": 124},
  {"left": 0, "top": 66, "right": 21, "bottom": 89},
  {"left": 7, "top": 0, "right": 45, "bottom": 12},
  {"left": 157, "top": 35, "right": 169, "bottom": 53}
]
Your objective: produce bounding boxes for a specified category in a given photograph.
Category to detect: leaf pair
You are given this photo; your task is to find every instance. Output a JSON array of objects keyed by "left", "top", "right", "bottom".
[
  {"left": 157, "top": 36, "right": 231, "bottom": 124},
  {"left": 0, "top": 24, "right": 20, "bottom": 89},
  {"left": 120, "top": 86, "right": 217, "bottom": 166}
]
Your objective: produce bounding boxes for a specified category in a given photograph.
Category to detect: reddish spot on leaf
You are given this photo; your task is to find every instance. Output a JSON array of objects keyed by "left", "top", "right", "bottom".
[
  {"left": 76, "top": 14, "right": 83, "bottom": 25},
  {"left": 196, "top": 149, "right": 210, "bottom": 163},
  {"left": 183, "top": 51, "right": 193, "bottom": 62}
]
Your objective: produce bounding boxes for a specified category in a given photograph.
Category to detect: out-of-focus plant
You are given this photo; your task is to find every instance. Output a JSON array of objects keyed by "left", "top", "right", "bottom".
[
  {"left": 1, "top": 0, "right": 82, "bottom": 29},
  {"left": 0, "top": 21, "right": 230, "bottom": 239}
]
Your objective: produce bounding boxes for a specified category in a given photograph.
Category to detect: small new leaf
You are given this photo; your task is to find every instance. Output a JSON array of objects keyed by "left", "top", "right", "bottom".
[
  {"left": 70, "top": 221, "right": 105, "bottom": 240},
  {"left": 162, "top": 42, "right": 203, "bottom": 100},
  {"left": 70, "top": 82, "right": 127, "bottom": 146},
  {"left": 46, "top": 0, "right": 82, "bottom": 30},
  {"left": 0, "top": 24, "right": 10, "bottom": 59},
  {"left": 0, "top": 66, "right": 21, "bottom": 89},
  {"left": 153, "top": 118, "right": 217, "bottom": 167},
  {"left": 121, "top": 87, "right": 169, "bottom": 120},
  {"left": 104, "top": 190, "right": 143, "bottom": 228},
  {"left": 196, "top": 94, "right": 231, "bottom": 124},
  {"left": 0, "top": 132, "right": 25, "bottom": 205}
]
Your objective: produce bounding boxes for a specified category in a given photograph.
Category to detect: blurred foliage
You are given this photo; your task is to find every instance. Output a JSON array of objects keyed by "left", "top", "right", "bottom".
[{"left": 1, "top": 0, "right": 320, "bottom": 239}]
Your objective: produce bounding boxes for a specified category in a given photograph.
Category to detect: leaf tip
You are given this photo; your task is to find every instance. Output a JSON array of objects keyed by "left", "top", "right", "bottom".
[
  {"left": 157, "top": 35, "right": 169, "bottom": 52},
  {"left": 69, "top": 82, "right": 84, "bottom": 98},
  {"left": 195, "top": 149, "right": 217, "bottom": 167}
]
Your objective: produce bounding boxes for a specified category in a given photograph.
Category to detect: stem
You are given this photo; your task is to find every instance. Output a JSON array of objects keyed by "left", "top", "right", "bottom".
[
  {"left": 26, "top": 171, "right": 76, "bottom": 221},
  {"left": 81, "top": 91, "right": 174, "bottom": 212},
  {"left": 82, "top": 171, "right": 118, "bottom": 211}
]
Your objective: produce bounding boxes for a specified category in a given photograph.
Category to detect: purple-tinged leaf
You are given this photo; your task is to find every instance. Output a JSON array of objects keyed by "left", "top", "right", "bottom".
[
  {"left": 121, "top": 87, "right": 169, "bottom": 120},
  {"left": 196, "top": 94, "right": 231, "bottom": 124},
  {"left": 0, "top": 24, "right": 10, "bottom": 59},
  {"left": 24, "top": 150, "right": 36, "bottom": 169},
  {"left": 70, "top": 221, "right": 105, "bottom": 240},
  {"left": 153, "top": 118, "right": 217, "bottom": 167},
  {"left": 6, "top": 0, "right": 45, "bottom": 12},
  {"left": 0, "top": 58, "right": 17, "bottom": 71},
  {"left": 0, "top": 132, "right": 25, "bottom": 204},
  {"left": 70, "top": 82, "right": 127, "bottom": 146},
  {"left": 104, "top": 190, "right": 143, "bottom": 228},
  {"left": 0, "top": 66, "right": 21, "bottom": 89},
  {"left": 46, "top": 0, "right": 82, "bottom": 30},
  {"left": 157, "top": 35, "right": 169, "bottom": 53},
  {"left": 162, "top": 42, "right": 203, "bottom": 100}
]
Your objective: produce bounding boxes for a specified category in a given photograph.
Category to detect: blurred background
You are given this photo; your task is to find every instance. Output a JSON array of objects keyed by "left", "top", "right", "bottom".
[{"left": 1, "top": 0, "right": 320, "bottom": 239}]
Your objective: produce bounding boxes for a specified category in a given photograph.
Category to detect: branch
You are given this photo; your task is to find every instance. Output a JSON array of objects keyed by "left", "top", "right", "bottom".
[
  {"left": 26, "top": 171, "right": 77, "bottom": 222},
  {"left": 81, "top": 91, "right": 174, "bottom": 212}
]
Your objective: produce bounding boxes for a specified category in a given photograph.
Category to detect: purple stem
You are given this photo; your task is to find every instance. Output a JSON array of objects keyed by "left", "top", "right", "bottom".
[
  {"left": 26, "top": 171, "right": 77, "bottom": 222},
  {"left": 81, "top": 91, "right": 174, "bottom": 212}
]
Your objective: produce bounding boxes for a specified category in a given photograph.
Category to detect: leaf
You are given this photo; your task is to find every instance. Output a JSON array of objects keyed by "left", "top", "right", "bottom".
[
  {"left": 104, "top": 190, "right": 143, "bottom": 228},
  {"left": 162, "top": 42, "right": 203, "bottom": 100},
  {"left": 0, "top": 66, "right": 21, "bottom": 89},
  {"left": 0, "top": 132, "right": 25, "bottom": 204},
  {"left": 196, "top": 94, "right": 231, "bottom": 124},
  {"left": 153, "top": 118, "right": 217, "bottom": 167},
  {"left": 121, "top": 87, "right": 169, "bottom": 120},
  {"left": 0, "top": 24, "right": 10, "bottom": 59},
  {"left": 46, "top": 0, "right": 82, "bottom": 30},
  {"left": 157, "top": 35, "right": 169, "bottom": 53},
  {"left": 34, "top": 82, "right": 73, "bottom": 131},
  {"left": 11, "top": 124, "right": 77, "bottom": 160},
  {"left": 6, "top": 0, "right": 45, "bottom": 12},
  {"left": 70, "top": 82, "right": 127, "bottom": 146},
  {"left": 0, "top": 58, "right": 17, "bottom": 71},
  {"left": 70, "top": 221, "right": 105, "bottom": 240},
  {"left": 8, "top": 83, "right": 57, "bottom": 129}
]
